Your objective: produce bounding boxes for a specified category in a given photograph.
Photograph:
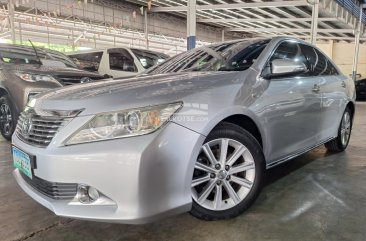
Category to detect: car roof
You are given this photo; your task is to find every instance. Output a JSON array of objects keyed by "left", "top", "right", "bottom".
[{"left": 66, "top": 47, "right": 167, "bottom": 56}]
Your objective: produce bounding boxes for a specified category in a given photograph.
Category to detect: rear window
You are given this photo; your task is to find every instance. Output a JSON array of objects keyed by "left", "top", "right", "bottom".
[
  {"left": 69, "top": 52, "right": 103, "bottom": 72},
  {"left": 131, "top": 49, "right": 169, "bottom": 69}
]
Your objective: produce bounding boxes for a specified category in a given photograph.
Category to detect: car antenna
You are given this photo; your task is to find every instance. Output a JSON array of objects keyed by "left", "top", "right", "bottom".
[{"left": 28, "top": 39, "right": 41, "bottom": 64}]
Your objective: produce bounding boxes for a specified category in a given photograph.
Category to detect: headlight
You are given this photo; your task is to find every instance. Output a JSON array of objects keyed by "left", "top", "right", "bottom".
[
  {"left": 16, "top": 73, "right": 58, "bottom": 83},
  {"left": 65, "top": 102, "right": 182, "bottom": 145}
]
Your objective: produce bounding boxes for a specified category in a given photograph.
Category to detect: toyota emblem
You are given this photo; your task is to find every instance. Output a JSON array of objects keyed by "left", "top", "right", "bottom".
[{"left": 22, "top": 116, "right": 32, "bottom": 136}]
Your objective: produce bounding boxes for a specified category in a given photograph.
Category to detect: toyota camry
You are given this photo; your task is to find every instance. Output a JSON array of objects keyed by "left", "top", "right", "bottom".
[{"left": 12, "top": 37, "right": 355, "bottom": 223}]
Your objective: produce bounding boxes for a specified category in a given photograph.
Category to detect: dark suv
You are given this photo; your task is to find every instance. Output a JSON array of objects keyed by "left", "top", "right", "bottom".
[
  {"left": 0, "top": 44, "right": 104, "bottom": 140},
  {"left": 356, "top": 78, "right": 366, "bottom": 101}
]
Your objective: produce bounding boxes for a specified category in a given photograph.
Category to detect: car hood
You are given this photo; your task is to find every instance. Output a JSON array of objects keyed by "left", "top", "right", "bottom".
[
  {"left": 6, "top": 64, "right": 104, "bottom": 78},
  {"left": 32, "top": 71, "right": 243, "bottom": 116}
]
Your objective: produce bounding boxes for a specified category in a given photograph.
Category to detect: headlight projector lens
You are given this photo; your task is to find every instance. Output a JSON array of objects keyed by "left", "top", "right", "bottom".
[{"left": 127, "top": 111, "right": 140, "bottom": 132}]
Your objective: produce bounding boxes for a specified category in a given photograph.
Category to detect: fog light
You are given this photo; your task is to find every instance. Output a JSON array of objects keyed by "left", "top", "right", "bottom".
[
  {"left": 77, "top": 185, "right": 100, "bottom": 203},
  {"left": 88, "top": 186, "right": 100, "bottom": 201}
]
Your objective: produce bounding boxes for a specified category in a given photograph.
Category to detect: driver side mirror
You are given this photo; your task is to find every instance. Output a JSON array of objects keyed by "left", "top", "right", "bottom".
[{"left": 265, "top": 59, "right": 307, "bottom": 79}]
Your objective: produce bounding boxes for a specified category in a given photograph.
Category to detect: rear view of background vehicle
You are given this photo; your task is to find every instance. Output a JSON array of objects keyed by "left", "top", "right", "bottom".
[
  {"left": 67, "top": 47, "right": 169, "bottom": 78},
  {"left": 0, "top": 44, "right": 104, "bottom": 140},
  {"left": 356, "top": 78, "right": 366, "bottom": 100}
]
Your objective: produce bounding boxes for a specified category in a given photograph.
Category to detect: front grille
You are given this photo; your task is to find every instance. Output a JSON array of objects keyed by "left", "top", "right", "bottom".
[
  {"left": 21, "top": 173, "right": 77, "bottom": 200},
  {"left": 54, "top": 75, "right": 101, "bottom": 85},
  {"left": 16, "top": 112, "right": 69, "bottom": 148}
]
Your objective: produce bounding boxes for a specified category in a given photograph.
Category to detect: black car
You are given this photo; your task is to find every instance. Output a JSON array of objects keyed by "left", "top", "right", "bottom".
[
  {"left": 0, "top": 44, "right": 105, "bottom": 140},
  {"left": 356, "top": 78, "right": 366, "bottom": 100}
]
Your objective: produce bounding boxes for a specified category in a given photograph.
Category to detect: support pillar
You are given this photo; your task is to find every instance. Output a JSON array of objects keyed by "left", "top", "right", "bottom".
[
  {"left": 310, "top": 0, "right": 319, "bottom": 45},
  {"left": 221, "top": 29, "right": 225, "bottom": 42},
  {"left": 144, "top": 10, "right": 149, "bottom": 50},
  {"left": 8, "top": 0, "right": 15, "bottom": 44},
  {"left": 187, "top": 0, "right": 196, "bottom": 50},
  {"left": 352, "top": 5, "right": 365, "bottom": 82}
]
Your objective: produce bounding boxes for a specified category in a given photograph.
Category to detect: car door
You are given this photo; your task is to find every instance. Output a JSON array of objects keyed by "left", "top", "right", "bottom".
[
  {"left": 307, "top": 47, "right": 348, "bottom": 141},
  {"left": 260, "top": 40, "right": 322, "bottom": 163}
]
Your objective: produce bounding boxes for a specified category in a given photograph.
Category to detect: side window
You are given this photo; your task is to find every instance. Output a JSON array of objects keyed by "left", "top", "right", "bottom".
[
  {"left": 300, "top": 45, "right": 338, "bottom": 76},
  {"left": 269, "top": 41, "right": 304, "bottom": 62},
  {"left": 108, "top": 49, "right": 137, "bottom": 72},
  {"left": 299, "top": 44, "right": 316, "bottom": 76},
  {"left": 313, "top": 49, "right": 327, "bottom": 75},
  {"left": 263, "top": 41, "right": 307, "bottom": 77},
  {"left": 325, "top": 59, "right": 338, "bottom": 75}
]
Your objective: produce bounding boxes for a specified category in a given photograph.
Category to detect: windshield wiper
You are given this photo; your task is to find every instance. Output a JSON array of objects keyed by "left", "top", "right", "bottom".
[
  {"left": 28, "top": 40, "right": 42, "bottom": 64},
  {"left": 28, "top": 40, "right": 58, "bottom": 62}
]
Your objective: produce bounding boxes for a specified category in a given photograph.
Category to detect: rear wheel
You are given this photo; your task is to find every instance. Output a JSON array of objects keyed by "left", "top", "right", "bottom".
[
  {"left": 325, "top": 107, "right": 352, "bottom": 152},
  {"left": 190, "top": 122, "right": 265, "bottom": 220},
  {"left": 0, "top": 95, "right": 17, "bottom": 141}
]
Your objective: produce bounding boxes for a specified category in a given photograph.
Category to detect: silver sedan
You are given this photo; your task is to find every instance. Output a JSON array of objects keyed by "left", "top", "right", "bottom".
[{"left": 12, "top": 37, "right": 355, "bottom": 223}]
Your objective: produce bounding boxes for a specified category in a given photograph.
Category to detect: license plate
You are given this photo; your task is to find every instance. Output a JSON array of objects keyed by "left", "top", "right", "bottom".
[{"left": 12, "top": 146, "right": 33, "bottom": 179}]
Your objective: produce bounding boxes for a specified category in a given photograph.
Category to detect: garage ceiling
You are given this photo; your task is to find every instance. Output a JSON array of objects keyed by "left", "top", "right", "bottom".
[{"left": 128, "top": 0, "right": 366, "bottom": 41}]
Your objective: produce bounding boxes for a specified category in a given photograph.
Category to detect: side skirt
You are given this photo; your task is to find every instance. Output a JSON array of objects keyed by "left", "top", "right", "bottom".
[{"left": 266, "top": 136, "right": 336, "bottom": 169}]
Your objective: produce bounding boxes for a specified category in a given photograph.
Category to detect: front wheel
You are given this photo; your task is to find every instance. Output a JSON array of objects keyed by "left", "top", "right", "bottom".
[
  {"left": 325, "top": 107, "right": 353, "bottom": 152},
  {"left": 0, "top": 95, "right": 17, "bottom": 141},
  {"left": 190, "top": 122, "right": 265, "bottom": 221}
]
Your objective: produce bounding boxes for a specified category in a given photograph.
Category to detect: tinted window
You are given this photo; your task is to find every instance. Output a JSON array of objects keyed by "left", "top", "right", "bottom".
[
  {"left": 299, "top": 44, "right": 317, "bottom": 76},
  {"left": 263, "top": 41, "right": 307, "bottom": 77},
  {"left": 270, "top": 41, "right": 305, "bottom": 63},
  {"left": 146, "top": 39, "right": 270, "bottom": 74},
  {"left": 131, "top": 49, "right": 169, "bottom": 69},
  {"left": 109, "top": 49, "right": 137, "bottom": 72},
  {"left": 300, "top": 45, "right": 338, "bottom": 76},
  {"left": 313, "top": 49, "right": 327, "bottom": 75},
  {"left": 325, "top": 59, "right": 338, "bottom": 75},
  {"left": 69, "top": 52, "right": 103, "bottom": 72}
]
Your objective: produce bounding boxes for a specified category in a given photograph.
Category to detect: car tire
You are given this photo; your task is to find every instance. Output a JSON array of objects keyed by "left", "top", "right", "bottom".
[
  {"left": 190, "top": 122, "right": 265, "bottom": 221},
  {"left": 0, "top": 95, "right": 17, "bottom": 141},
  {"left": 324, "top": 107, "right": 353, "bottom": 152}
]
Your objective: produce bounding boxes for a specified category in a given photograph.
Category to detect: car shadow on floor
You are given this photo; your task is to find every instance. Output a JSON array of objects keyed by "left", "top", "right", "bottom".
[{"left": 264, "top": 147, "right": 340, "bottom": 186}]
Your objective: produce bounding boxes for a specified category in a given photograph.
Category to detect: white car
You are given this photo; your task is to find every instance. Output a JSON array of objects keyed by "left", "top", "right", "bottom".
[{"left": 67, "top": 48, "right": 169, "bottom": 78}]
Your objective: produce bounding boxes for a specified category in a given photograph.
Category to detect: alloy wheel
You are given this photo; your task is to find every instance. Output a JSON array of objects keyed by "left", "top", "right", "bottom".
[
  {"left": 0, "top": 103, "right": 12, "bottom": 135},
  {"left": 191, "top": 138, "right": 256, "bottom": 211},
  {"left": 340, "top": 111, "right": 351, "bottom": 146}
]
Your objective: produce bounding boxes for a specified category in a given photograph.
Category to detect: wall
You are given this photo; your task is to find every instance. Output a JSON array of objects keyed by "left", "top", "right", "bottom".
[{"left": 317, "top": 41, "right": 366, "bottom": 79}]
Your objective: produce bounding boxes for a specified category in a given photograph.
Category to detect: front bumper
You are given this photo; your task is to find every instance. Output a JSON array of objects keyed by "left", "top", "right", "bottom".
[{"left": 12, "top": 122, "right": 205, "bottom": 224}]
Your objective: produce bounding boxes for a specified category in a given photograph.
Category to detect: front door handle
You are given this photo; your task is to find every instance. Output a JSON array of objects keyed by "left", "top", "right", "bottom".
[{"left": 312, "top": 84, "right": 320, "bottom": 93}]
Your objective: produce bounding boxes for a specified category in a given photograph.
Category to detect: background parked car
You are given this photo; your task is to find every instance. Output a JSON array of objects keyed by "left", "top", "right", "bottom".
[
  {"left": 356, "top": 78, "right": 366, "bottom": 100},
  {"left": 0, "top": 44, "right": 105, "bottom": 140},
  {"left": 67, "top": 48, "right": 169, "bottom": 78}
]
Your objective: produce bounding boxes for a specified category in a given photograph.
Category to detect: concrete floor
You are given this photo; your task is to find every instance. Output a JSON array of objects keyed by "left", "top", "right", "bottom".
[{"left": 1, "top": 103, "right": 366, "bottom": 241}]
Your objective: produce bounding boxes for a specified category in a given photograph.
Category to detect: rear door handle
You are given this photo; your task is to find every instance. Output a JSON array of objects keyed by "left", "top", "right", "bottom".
[
  {"left": 312, "top": 84, "right": 320, "bottom": 93},
  {"left": 341, "top": 81, "right": 346, "bottom": 88}
]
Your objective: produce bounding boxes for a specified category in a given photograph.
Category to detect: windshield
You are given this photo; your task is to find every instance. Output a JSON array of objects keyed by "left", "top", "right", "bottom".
[
  {"left": 0, "top": 46, "right": 78, "bottom": 68},
  {"left": 68, "top": 52, "right": 103, "bottom": 72},
  {"left": 146, "top": 39, "right": 269, "bottom": 74},
  {"left": 131, "top": 49, "right": 169, "bottom": 69}
]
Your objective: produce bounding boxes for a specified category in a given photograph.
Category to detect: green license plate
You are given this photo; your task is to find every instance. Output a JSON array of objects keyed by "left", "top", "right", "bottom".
[{"left": 13, "top": 146, "right": 33, "bottom": 179}]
